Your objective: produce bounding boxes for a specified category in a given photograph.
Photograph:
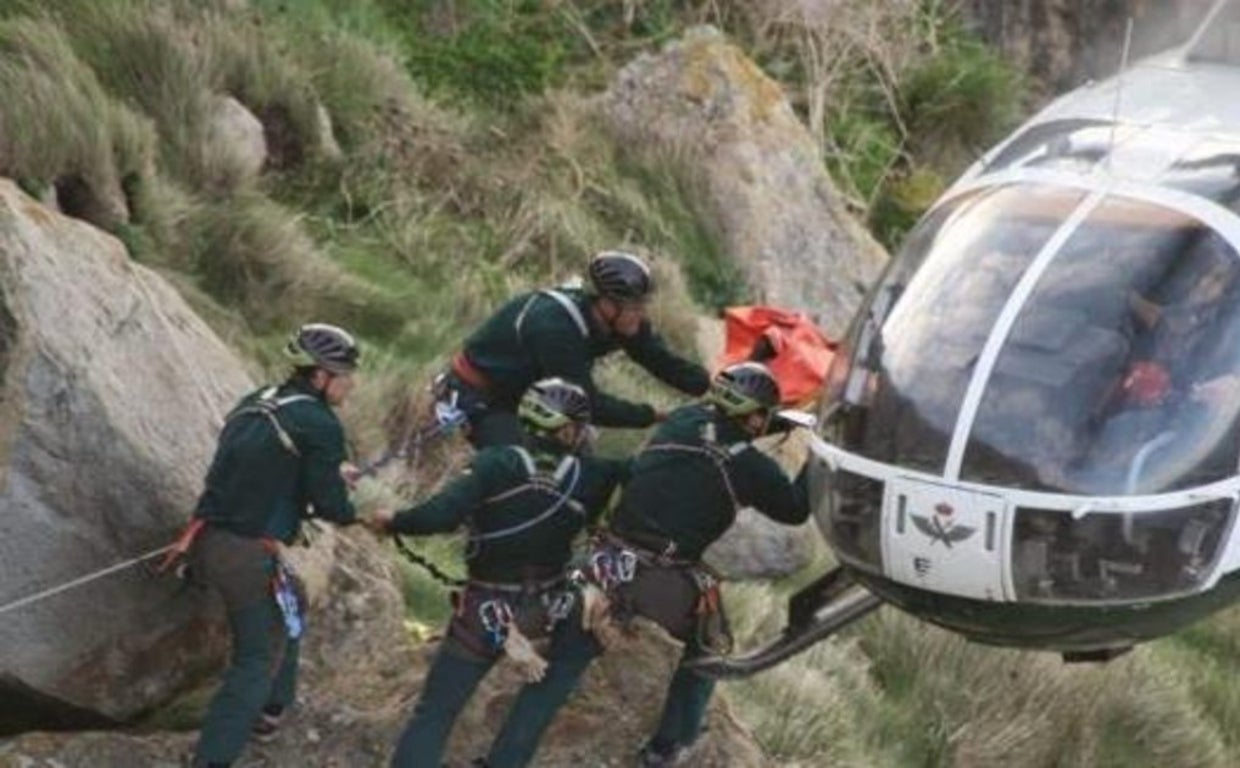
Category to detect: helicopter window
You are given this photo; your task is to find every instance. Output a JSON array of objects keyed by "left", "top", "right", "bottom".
[
  {"left": 962, "top": 195, "right": 1240, "bottom": 495},
  {"left": 831, "top": 184, "right": 1086, "bottom": 474},
  {"left": 818, "top": 467, "right": 884, "bottom": 572},
  {"left": 1011, "top": 499, "right": 1233, "bottom": 603},
  {"left": 983, "top": 119, "right": 1115, "bottom": 174}
]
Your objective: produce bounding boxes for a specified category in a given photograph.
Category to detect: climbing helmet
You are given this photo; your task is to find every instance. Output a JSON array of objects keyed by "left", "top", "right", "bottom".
[
  {"left": 284, "top": 323, "right": 360, "bottom": 373},
  {"left": 588, "top": 250, "right": 654, "bottom": 303},
  {"left": 707, "top": 362, "right": 781, "bottom": 416},
  {"left": 518, "top": 377, "right": 591, "bottom": 433}
]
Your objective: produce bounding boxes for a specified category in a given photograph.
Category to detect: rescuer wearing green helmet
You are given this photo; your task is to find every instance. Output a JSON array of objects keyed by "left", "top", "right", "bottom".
[{"left": 368, "top": 378, "right": 630, "bottom": 767}]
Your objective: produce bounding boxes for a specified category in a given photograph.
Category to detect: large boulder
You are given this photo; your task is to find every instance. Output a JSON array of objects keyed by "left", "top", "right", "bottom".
[
  {"left": 603, "top": 26, "right": 888, "bottom": 337},
  {"left": 0, "top": 178, "right": 252, "bottom": 731},
  {"left": 205, "top": 95, "right": 268, "bottom": 186}
]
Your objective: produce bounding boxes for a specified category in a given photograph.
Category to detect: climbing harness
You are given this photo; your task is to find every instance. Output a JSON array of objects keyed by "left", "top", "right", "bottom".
[
  {"left": 227, "top": 386, "right": 317, "bottom": 457},
  {"left": 356, "top": 375, "right": 468, "bottom": 479},
  {"left": 464, "top": 448, "right": 583, "bottom": 559},
  {"left": 689, "top": 567, "right": 732, "bottom": 655},
  {"left": 151, "top": 517, "right": 207, "bottom": 576},
  {"left": 588, "top": 546, "right": 638, "bottom": 591},
  {"left": 514, "top": 288, "right": 589, "bottom": 341},
  {"left": 541, "top": 587, "right": 577, "bottom": 627},
  {"left": 272, "top": 559, "right": 305, "bottom": 640},
  {"left": 642, "top": 420, "right": 752, "bottom": 513},
  {"left": 479, "top": 598, "right": 516, "bottom": 650}
]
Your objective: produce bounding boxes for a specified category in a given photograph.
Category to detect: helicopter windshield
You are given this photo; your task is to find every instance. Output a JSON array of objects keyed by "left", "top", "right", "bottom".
[
  {"left": 962, "top": 196, "right": 1240, "bottom": 494},
  {"left": 834, "top": 184, "right": 1087, "bottom": 475},
  {"left": 835, "top": 186, "right": 1240, "bottom": 495}
]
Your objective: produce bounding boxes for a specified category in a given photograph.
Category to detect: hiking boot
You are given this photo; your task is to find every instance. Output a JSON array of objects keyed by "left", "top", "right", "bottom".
[
  {"left": 251, "top": 704, "right": 285, "bottom": 743},
  {"left": 636, "top": 740, "right": 686, "bottom": 768}
]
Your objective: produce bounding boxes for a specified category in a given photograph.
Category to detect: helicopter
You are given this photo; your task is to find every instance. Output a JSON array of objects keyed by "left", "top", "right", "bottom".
[{"left": 696, "top": 0, "right": 1240, "bottom": 677}]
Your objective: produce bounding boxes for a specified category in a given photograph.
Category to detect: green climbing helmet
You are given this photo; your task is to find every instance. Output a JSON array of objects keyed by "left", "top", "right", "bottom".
[
  {"left": 518, "top": 378, "right": 591, "bottom": 433},
  {"left": 707, "top": 362, "right": 781, "bottom": 416},
  {"left": 284, "top": 323, "right": 360, "bottom": 373}
]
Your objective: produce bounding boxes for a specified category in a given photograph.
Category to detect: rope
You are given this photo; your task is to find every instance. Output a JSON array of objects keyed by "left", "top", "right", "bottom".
[
  {"left": 392, "top": 534, "right": 467, "bottom": 588},
  {"left": 0, "top": 544, "right": 173, "bottom": 618},
  {"left": 355, "top": 419, "right": 455, "bottom": 479},
  {"left": 0, "top": 270, "right": 258, "bottom": 618}
]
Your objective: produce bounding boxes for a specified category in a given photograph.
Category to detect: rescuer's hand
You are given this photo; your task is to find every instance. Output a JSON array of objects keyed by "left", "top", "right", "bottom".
[
  {"left": 364, "top": 508, "right": 395, "bottom": 535},
  {"left": 582, "top": 584, "right": 626, "bottom": 650},
  {"left": 340, "top": 462, "right": 362, "bottom": 490},
  {"left": 503, "top": 625, "right": 549, "bottom": 682}
]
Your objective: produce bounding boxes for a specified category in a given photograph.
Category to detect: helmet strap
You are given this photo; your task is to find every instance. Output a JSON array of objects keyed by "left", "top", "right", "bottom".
[
  {"left": 554, "top": 422, "right": 584, "bottom": 452},
  {"left": 590, "top": 297, "right": 620, "bottom": 334},
  {"left": 740, "top": 409, "right": 773, "bottom": 438}
]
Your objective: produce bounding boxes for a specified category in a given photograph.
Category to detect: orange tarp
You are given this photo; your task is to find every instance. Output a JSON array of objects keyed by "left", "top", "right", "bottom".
[{"left": 719, "top": 306, "right": 837, "bottom": 405}]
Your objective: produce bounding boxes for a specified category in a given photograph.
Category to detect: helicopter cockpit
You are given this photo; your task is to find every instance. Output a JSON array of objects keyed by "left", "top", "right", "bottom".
[{"left": 818, "top": 181, "right": 1240, "bottom": 621}]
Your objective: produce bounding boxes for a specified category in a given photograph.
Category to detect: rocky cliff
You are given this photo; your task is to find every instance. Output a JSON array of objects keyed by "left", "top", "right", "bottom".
[
  {"left": 0, "top": 179, "right": 248, "bottom": 732},
  {"left": 0, "top": 16, "right": 884, "bottom": 765},
  {"left": 958, "top": 0, "right": 1214, "bottom": 97}
]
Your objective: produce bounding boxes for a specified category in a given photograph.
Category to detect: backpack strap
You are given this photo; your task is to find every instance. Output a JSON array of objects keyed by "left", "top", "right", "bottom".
[
  {"left": 515, "top": 289, "right": 590, "bottom": 342},
  {"left": 643, "top": 422, "right": 751, "bottom": 512},
  {"left": 227, "top": 386, "right": 317, "bottom": 457},
  {"left": 470, "top": 452, "right": 585, "bottom": 547}
]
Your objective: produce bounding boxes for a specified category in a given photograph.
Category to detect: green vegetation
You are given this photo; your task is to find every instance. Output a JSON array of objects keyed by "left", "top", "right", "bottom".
[
  {"left": 16, "top": 2, "right": 1232, "bottom": 766},
  {"left": 721, "top": 552, "right": 1240, "bottom": 768}
]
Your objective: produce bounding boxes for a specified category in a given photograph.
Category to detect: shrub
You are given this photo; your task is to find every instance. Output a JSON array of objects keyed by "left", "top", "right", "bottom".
[
  {"left": 391, "top": 0, "right": 572, "bottom": 110},
  {"left": 0, "top": 14, "right": 157, "bottom": 230}
]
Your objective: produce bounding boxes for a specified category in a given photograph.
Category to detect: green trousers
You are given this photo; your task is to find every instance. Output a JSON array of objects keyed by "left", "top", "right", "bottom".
[
  {"left": 612, "top": 556, "right": 719, "bottom": 754},
  {"left": 650, "top": 645, "right": 716, "bottom": 753},
  {"left": 391, "top": 604, "right": 600, "bottom": 767},
  {"left": 191, "top": 528, "right": 301, "bottom": 765}
]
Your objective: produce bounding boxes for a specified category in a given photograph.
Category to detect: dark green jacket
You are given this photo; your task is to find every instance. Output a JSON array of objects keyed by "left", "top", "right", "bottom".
[
  {"left": 462, "top": 287, "right": 709, "bottom": 427},
  {"left": 391, "top": 439, "right": 629, "bottom": 582},
  {"left": 611, "top": 403, "right": 810, "bottom": 561},
  {"left": 195, "top": 379, "right": 356, "bottom": 543}
]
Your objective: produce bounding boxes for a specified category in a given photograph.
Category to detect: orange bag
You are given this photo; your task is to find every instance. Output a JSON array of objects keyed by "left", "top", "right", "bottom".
[{"left": 720, "top": 306, "right": 837, "bottom": 406}]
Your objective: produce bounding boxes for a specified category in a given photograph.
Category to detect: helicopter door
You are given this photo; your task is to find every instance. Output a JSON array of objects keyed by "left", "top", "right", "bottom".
[{"left": 883, "top": 478, "right": 1010, "bottom": 601}]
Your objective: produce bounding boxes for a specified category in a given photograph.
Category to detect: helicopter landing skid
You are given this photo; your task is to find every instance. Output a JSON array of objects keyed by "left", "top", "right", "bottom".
[{"left": 687, "top": 567, "right": 881, "bottom": 679}]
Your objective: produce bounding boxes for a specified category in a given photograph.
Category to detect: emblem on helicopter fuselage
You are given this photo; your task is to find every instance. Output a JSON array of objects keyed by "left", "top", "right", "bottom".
[{"left": 910, "top": 502, "right": 976, "bottom": 548}]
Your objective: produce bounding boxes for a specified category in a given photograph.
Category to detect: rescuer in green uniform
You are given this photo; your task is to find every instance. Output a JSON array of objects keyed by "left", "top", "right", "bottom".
[
  {"left": 368, "top": 378, "right": 629, "bottom": 767},
  {"left": 188, "top": 323, "right": 361, "bottom": 768},
  {"left": 439, "top": 250, "right": 709, "bottom": 448},
  {"left": 597, "top": 361, "right": 811, "bottom": 766}
]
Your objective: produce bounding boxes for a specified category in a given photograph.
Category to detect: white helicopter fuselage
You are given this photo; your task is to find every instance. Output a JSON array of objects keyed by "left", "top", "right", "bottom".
[{"left": 809, "top": 0, "right": 1240, "bottom": 650}]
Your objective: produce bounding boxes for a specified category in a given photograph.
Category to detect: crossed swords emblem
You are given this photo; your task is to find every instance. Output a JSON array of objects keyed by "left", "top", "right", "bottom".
[{"left": 910, "top": 502, "right": 976, "bottom": 548}]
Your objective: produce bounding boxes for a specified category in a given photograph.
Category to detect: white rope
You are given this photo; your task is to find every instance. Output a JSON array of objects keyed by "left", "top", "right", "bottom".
[{"left": 0, "top": 544, "right": 174, "bottom": 618}]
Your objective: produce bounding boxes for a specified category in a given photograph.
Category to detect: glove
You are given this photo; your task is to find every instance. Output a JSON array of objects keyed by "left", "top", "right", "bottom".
[
  {"left": 503, "top": 624, "right": 549, "bottom": 683},
  {"left": 340, "top": 462, "right": 361, "bottom": 490},
  {"left": 581, "top": 584, "right": 626, "bottom": 651},
  {"left": 363, "top": 509, "right": 395, "bottom": 536}
]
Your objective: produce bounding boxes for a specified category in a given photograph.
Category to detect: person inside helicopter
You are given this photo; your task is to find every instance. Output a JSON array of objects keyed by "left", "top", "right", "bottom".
[{"left": 1089, "top": 232, "right": 1240, "bottom": 492}]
